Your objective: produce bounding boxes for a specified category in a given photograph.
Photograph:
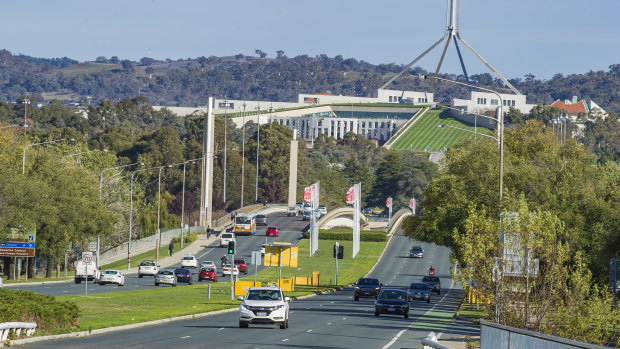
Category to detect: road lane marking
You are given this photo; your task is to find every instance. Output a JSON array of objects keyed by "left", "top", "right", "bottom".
[
  {"left": 180, "top": 335, "right": 190, "bottom": 339},
  {"left": 281, "top": 338, "right": 289, "bottom": 342},
  {"left": 326, "top": 322, "right": 332, "bottom": 325},
  {"left": 306, "top": 329, "right": 313, "bottom": 332},
  {"left": 218, "top": 327, "right": 224, "bottom": 331}
]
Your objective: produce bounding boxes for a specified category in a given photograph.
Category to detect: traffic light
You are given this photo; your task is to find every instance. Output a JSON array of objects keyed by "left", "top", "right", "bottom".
[
  {"left": 338, "top": 245, "right": 344, "bottom": 259},
  {"left": 227, "top": 241, "right": 235, "bottom": 254}
]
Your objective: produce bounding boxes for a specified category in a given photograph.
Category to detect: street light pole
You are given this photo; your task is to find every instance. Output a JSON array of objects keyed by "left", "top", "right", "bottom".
[
  {"left": 255, "top": 105, "right": 261, "bottom": 204},
  {"left": 241, "top": 103, "right": 246, "bottom": 208},
  {"left": 180, "top": 158, "right": 202, "bottom": 248},
  {"left": 223, "top": 101, "right": 228, "bottom": 204},
  {"left": 22, "top": 138, "right": 73, "bottom": 175}
]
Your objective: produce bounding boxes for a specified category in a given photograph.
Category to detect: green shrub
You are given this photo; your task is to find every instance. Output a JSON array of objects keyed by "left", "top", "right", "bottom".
[
  {"left": 0, "top": 289, "right": 79, "bottom": 334},
  {"left": 302, "top": 229, "right": 387, "bottom": 242},
  {"left": 171, "top": 233, "right": 198, "bottom": 244}
]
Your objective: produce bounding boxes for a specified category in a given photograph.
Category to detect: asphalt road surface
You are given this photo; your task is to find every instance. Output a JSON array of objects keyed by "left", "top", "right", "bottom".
[
  {"left": 7, "top": 212, "right": 309, "bottom": 297},
  {"left": 24, "top": 233, "right": 474, "bottom": 349}
]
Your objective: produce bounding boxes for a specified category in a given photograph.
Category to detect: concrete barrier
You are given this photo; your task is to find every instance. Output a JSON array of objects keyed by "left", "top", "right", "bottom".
[{"left": 0, "top": 322, "right": 37, "bottom": 341}]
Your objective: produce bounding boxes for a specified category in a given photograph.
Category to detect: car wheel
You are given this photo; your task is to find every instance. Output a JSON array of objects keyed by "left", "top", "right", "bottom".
[
  {"left": 280, "top": 322, "right": 286, "bottom": 329},
  {"left": 437, "top": 290, "right": 441, "bottom": 295},
  {"left": 188, "top": 280, "right": 193, "bottom": 285},
  {"left": 427, "top": 298, "right": 430, "bottom": 303},
  {"left": 374, "top": 311, "right": 379, "bottom": 317},
  {"left": 172, "top": 283, "right": 177, "bottom": 287},
  {"left": 239, "top": 321, "right": 248, "bottom": 328},
  {"left": 354, "top": 296, "right": 359, "bottom": 301},
  {"left": 155, "top": 282, "right": 159, "bottom": 286},
  {"left": 99, "top": 282, "right": 104, "bottom": 286},
  {"left": 139, "top": 274, "right": 143, "bottom": 278},
  {"left": 285, "top": 319, "right": 289, "bottom": 329},
  {"left": 404, "top": 312, "right": 409, "bottom": 319},
  {"left": 74, "top": 278, "right": 80, "bottom": 284}
]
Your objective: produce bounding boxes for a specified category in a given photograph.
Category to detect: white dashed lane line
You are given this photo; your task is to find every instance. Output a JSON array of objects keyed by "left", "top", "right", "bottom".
[{"left": 180, "top": 336, "right": 190, "bottom": 339}]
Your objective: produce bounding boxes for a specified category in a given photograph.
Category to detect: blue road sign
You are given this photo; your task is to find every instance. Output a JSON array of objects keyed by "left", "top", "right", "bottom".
[{"left": 0, "top": 242, "right": 36, "bottom": 248}]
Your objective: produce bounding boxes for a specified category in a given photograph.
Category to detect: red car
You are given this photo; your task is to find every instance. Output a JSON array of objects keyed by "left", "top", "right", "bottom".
[
  {"left": 266, "top": 226, "right": 279, "bottom": 237},
  {"left": 234, "top": 258, "right": 248, "bottom": 275},
  {"left": 198, "top": 267, "right": 218, "bottom": 282}
]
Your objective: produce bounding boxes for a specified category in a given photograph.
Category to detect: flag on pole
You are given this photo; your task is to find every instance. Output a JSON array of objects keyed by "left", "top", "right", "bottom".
[
  {"left": 386, "top": 197, "right": 392, "bottom": 208},
  {"left": 409, "top": 198, "right": 415, "bottom": 209},
  {"left": 304, "top": 186, "right": 312, "bottom": 202},
  {"left": 345, "top": 186, "right": 355, "bottom": 204}
]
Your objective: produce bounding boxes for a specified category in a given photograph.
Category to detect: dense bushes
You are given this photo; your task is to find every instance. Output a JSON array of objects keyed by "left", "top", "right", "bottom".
[
  {"left": 0, "top": 289, "right": 78, "bottom": 334},
  {"left": 171, "top": 233, "right": 198, "bottom": 244},
  {"left": 302, "top": 229, "right": 387, "bottom": 242}
]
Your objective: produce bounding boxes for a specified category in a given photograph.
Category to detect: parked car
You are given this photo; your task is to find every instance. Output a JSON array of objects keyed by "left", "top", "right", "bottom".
[
  {"left": 238, "top": 286, "right": 290, "bottom": 329},
  {"left": 421, "top": 275, "right": 441, "bottom": 295},
  {"left": 255, "top": 214, "right": 268, "bottom": 226},
  {"left": 222, "top": 264, "right": 239, "bottom": 277},
  {"left": 220, "top": 232, "right": 236, "bottom": 247},
  {"left": 234, "top": 258, "right": 248, "bottom": 274},
  {"left": 408, "top": 282, "right": 431, "bottom": 303},
  {"left": 174, "top": 268, "right": 193, "bottom": 284},
  {"left": 138, "top": 260, "right": 159, "bottom": 278},
  {"left": 155, "top": 269, "right": 177, "bottom": 287},
  {"left": 318, "top": 205, "right": 327, "bottom": 216},
  {"left": 409, "top": 246, "right": 424, "bottom": 258},
  {"left": 354, "top": 277, "right": 382, "bottom": 301},
  {"left": 200, "top": 261, "right": 217, "bottom": 270},
  {"left": 181, "top": 255, "right": 198, "bottom": 268},
  {"left": 375, "top": 288, "right": 410, "bottom": 318},
  {"left": 266, "top": 226, "right": 279, "bottom": 237},
  {"left": 99, "top": 270, "right": 125, "bottom": 286},
  {"left": 198, "top": 267, "right": 218, "bottom": 282}
]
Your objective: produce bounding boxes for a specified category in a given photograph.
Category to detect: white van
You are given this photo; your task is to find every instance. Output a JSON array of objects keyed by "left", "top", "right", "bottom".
[
  {"left": 75, "top": 260, "right": 101, "bottom": 284},
  {"left": 220, "top": 232, "right": 236, "bottom": 247}
]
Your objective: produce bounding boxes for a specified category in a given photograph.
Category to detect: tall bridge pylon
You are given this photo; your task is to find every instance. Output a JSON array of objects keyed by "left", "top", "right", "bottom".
[{"left": 381, "top": 0, "right": 521, "bottom": 95}]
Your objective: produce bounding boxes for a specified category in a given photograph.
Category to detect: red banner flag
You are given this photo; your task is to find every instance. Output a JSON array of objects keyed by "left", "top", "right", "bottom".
[
  {"left": 304, "top": 186, "right": 312, "bottom": 202},
  {"left": 345, "top": 186, "right": 355, "bottom": 204},
  {"left": 386, "top": 197, "right": 392, "bottom": 208}
]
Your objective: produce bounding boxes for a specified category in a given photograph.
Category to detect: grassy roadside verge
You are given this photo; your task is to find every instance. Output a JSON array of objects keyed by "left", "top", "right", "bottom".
[
  {"left": 58, "top": 238, "right": 386, "bottom": 331},
  {"left": 457, "top": 301, "right": 487, "bottom": 325}
]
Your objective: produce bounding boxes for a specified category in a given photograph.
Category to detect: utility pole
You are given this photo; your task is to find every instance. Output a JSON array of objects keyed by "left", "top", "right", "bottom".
[
  {"left": 223, "top": 100, "right": 228, "bottom": 204},
  {"left": 240, "top": 103, "right": 246, "bottom": 208},
  {"left": 255, "top": 105, "right": 261, "bottom": 203}
]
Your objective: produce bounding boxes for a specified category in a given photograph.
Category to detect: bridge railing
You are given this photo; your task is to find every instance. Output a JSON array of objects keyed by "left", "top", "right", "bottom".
[{"left": 0, "top": 322, "right": 37, "bottom": 341}]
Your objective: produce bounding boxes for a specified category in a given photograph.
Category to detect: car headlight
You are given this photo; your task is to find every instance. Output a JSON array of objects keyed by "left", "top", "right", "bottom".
[
  {"left": 355, "top": 286, "right": 360, "bottom": 290},
  {"left": 273, "top": 304, "right": 285, "bottom": 310},
  {"left": 375, "top": 287, "right": 380, "bottom": 290},
  {"left": 240, "top": 304, "right": 250, "bottom": 310}
]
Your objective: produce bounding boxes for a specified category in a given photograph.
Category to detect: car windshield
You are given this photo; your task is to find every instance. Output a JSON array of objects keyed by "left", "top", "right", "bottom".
[
  {"left": 234, "top": 259, "right": 244, "bottom": 264},
  {"left": 175, "top": 269, "right": 189, "bottom": 274},
  {"left": 410, "top": 283, "right": 428, "bottom": 289},
  {"left": 140, "top": 261, "right": 156, "bottom": 266},
  {"left": 159, "top": 270, "right": 173, "bottom": 275},
  {"left": 222, "top": 234, "right": 233, "bottom": 238},
  {"left": 268, "top": 226, "right": 277, "bottom": 230},
  {"left": 182, "top": 256, "right": 194, "bottom": 260},
  {"left": 256, "top": 215, "right": 265, "bottom": 218},
  {"left": 104, "top": 270, "right": 118, "bottom": 275},
  {"left": 201, "top": 268, "right": 215, "bottom": 273},
  {"left": 423, "top": 276, "right": 440, "bottom": 282},
  {"left": 358, "top": 278, "right": 379, "bottom": 286},
  {"left": 246, "top": 290, "right": 282, "bottom": 301},
  {"left": 380, "top": 290, "right": 407, "bottom": 300},
  {"left": 411, "top": 247, "right": 423, "bottom": 251}
]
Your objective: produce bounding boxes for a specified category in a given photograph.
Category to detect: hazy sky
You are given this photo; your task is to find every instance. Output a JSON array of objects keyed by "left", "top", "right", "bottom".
[{"left": 2, "top": 0, "right": 618, "bottom": 80}]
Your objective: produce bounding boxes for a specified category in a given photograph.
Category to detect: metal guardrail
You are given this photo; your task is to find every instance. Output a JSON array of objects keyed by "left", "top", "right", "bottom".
[{"left": 0, "top": 322, "right": 37, "bottom": 341}]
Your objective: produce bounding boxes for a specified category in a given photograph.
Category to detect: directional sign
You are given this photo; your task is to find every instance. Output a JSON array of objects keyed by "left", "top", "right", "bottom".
[
  {"left": 82, "top": 252, "right": 93, "bottom": 265},
  {"left": 0, "top": 242, "right": 35, "bottom": 248},
  {"left": 89, "top": 241, "right": 98, "bottom": 252}
]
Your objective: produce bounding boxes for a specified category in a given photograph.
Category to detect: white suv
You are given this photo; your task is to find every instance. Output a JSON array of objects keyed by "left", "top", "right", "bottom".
[
  {"left": 238, "top": 287, "right": 290, "bottom": 329},
  {"left": 220, "top": 232, "right": 236, "bottom": 247}
]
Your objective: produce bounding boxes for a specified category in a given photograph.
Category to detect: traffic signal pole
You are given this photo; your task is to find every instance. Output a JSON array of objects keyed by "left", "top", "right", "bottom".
[{"left": 335, "top": 242, "right": 339, "bottom": 285}]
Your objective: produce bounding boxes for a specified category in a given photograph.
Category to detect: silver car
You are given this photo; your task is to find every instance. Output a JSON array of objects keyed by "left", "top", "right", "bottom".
[
  {"left": 155, "top": 269, "right": 177, "bottom": 287},
  {"left": 255, "top": 214, "right": 268, "bottom": 226}
]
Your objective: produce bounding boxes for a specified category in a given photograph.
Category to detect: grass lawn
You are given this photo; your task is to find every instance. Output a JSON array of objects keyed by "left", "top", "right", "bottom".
[
  {"left": 58, "top": 238, "right": 386, "bottom": 331},
  {"left": 457, "top": 301, "right": 488, "bottom": 325},
  {"left": 390, "top": 108, "right": 492, "bottom": 151}
]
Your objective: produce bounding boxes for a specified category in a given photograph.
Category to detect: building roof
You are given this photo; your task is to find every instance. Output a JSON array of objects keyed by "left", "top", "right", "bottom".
[{"left": 550, "top": 99, "right": 588, "bottom": 115}]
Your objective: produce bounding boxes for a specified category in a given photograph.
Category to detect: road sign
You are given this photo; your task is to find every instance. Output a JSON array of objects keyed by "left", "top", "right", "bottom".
[
  {"left": 0, "top": 242, "right": 35, "bottom": 248},
  {"left": 251, "top": 251, "right": 261, "bottom": 265},
  {"left": 89, "top": 241, "right": 98, "bottom": 252},
  {"left": 82, "top": 252, "right": 93, "bottom": 264}
]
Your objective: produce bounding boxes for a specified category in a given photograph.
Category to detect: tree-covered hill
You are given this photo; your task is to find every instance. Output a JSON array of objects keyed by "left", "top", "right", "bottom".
[{"left": 0, "top": 49, "right": 618, "bottom": 113}]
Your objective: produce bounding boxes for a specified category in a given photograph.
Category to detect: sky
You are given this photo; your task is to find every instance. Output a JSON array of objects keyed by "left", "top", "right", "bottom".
[{"left": 2, "top": 0, "right": 618, "bottom": 80}]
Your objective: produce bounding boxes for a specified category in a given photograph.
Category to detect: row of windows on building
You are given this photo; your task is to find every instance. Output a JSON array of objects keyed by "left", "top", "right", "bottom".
[
  {"left": 388, "top": 96, "right": 429, "bottom": 103},
  {"left": 476, "top": 98, "right": 517, "bottom": 107},
  {"left": 276, "top": 118, "right": 394, "bottom": 141}
]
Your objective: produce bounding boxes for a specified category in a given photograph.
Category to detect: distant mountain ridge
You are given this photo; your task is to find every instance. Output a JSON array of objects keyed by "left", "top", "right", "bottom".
[{"left": 0, "top": 49, "right": 618, "bottom": 113}]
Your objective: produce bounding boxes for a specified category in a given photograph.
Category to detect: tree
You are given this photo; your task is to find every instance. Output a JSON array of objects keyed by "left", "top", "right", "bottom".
[{"left": 255, "top": 49, "right": 268, "bottom": 59}]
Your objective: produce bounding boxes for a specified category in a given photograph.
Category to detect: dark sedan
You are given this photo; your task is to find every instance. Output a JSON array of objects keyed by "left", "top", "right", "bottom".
[
  {"left": 354, "top": 277, "right": 382, "bottom": 301},
  {"left": 174, "top": 268, "right": 193, "bottom": 285},
  {"left": 408, "top": 282, "right": 431, "bottom": 303},
  {"left": 375, "top": 288, "right": 410, "bottom": 318},
  {"left": 422, "top": 275, "right": 441, "bottom": 295}
]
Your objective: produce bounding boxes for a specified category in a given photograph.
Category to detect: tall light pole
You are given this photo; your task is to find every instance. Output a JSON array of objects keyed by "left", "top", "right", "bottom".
[
  {"left": 99, "top": 162, "right": 143, "bottom": 266},
  {"left": 157, "top": 161, "right": 189, "bottom": 260},
  {"left": 424, "top": 75, "right": 504, "bottom": 203},
  {"left": 241, "top": 103, "right": 247, "bottom": 208},
  {"left": 255, "top": 105, "right": 261, "bottom": 204},
  {"left": 129, "top": 167, "right": 158, "bottom": 270},
  {"left": 23, "top": 97, "right": 30, "bottom": 136},
  {"left": 223, "top": 100, "right": 229, "bottom": 204},
  {"left": 22, "top": 138, "right": 73, "bottom": 175},
  {"left": 180, "top": 158, "right": 202, "bottom": 248}
]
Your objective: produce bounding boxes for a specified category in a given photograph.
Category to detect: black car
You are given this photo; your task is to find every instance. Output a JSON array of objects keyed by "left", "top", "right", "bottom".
[
  {"left": 255, "top": 214, "right": 268, "bottom": 226},
  {"left": 407, "top": 282, "right": 431, "bottom": 303},
  {"left": 174, "top": 268, "right": 193, "bottom": 285},
  {"left": 375, "top": 288, "right": 410, "bottom": 318},
  {"left": 421, "top": 275, "right": 441, "bottom": 295},
  {"left": 354, "top": 277, "right": 382, "bottom": 301}
]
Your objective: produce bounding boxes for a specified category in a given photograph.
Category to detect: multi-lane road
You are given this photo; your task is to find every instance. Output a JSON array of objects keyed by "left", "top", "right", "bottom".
[{"left": 13, "top": 212, "right": 479, "bottom": 348}]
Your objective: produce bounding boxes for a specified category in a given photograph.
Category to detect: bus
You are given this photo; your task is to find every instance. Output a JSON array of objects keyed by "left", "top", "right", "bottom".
[{"left": 233, "top": 213, "right": 256, "bottom": 235}]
